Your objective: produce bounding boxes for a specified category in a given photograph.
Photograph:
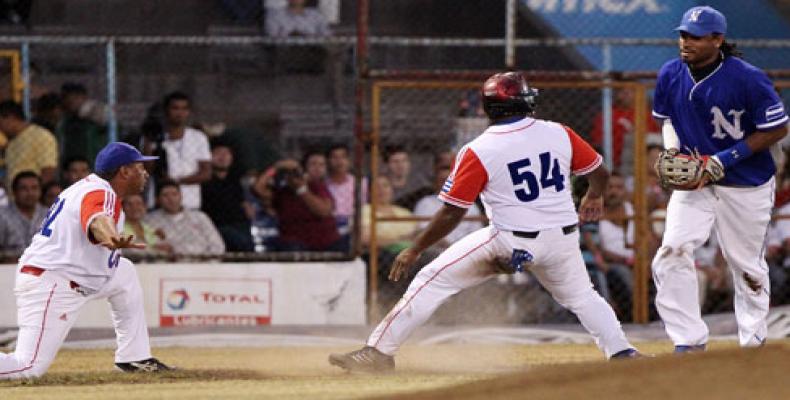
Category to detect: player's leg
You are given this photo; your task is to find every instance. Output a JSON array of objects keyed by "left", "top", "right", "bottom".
[
  {"left": 0, "top": 272, "right": 86, "bottom": 379},
  {"left": 365, "top": 227, "right": 505, "bottom": 356},
  {"left": 528, "top": 228, "right": 633, "bottom": 358},
  {"left": 100, "top": 258, "right": 154, "bottom": 364},
  {"left": 652, "top": 189, "right": 716, "bottom": 348},
  {"left": 713, "top": 183, "right": 773, "bottom": 347}
]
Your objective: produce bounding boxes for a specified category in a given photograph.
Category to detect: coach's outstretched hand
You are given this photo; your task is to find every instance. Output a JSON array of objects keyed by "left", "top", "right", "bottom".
[
  {"left": 389, "top": 248, "right": 421, "bottom": 282},
  {"left": 100, "top": 234, "right": 147, "bottom": 251}
]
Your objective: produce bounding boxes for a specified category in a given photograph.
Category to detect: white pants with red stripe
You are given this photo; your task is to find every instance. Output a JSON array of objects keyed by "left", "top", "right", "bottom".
[
  {"left": 0, "top": 258, "right": 152, "bottom": 379},
  {"left": 653, "top": 179, "right": 773, "bottom": 348},
  {"left": 367, "top": 226, "right": 633, "bottom": 358}
]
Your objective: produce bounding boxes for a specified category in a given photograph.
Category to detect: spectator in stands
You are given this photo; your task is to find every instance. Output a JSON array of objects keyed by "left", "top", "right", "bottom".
[
  {"left": 59, "top": 82, "right": 108, "bottom": 166},
  {"left": 693, "top": 232, "right": 731, "bottom": 311},
  {"left": 0, "top": 171, "right": 47, "bottom": 261},
  {"left": 624, "top": 142, "right": 670, "bottom": 213},
  {"left": 62, "top": 155, "right": 92, "bottom": 187},
  {"left": 0, "top": 100, "right": 58, "bottom": 189},
  {"left": 325, "top": 144, "right": 366, "bottom": 251},
  {"left": 362, "top": 175, "right": 418, "bottom": 310},
  {"left": 397, "top": 149, "right": 454, "bottom": 210},
  {"left": 245, "top": 168, "right": 279, "bottom": 253},
  {"left": 146, "top": 180, "right": 225, "bottom": 258},
  {"left": 598, "top": 172, "right": 636, "bottom": 319},
  {"left": 382, "top": 145, "right": 428, "bottom": 209},
  {"left": 122, "top": 193, "right": 174, "bottom": 262},
  {"left": 413, "top": 163, "right": 483, "bottom": 252},
  {"left": 265, "top": 0, "right": 331, "bottom": 37},
  {"left": 146, "top": 92, "right": 212, "bottom": 210},
  {"left": 361, "top": 175, "right": 417, "bottom": 253},
  {"left": 270, "top": 156, "right": 341, "bottom": 251},
  {"left": 40, "top": 181, "right": 63, "bottom": 208},
  {"left": 31, "top": 92, "right": 62, "bottom": 133},
  {"left": 770, "top": 203, "right": 790, "bottom": 304},
  {"left": 201, "top": 140, "right": 254, "bottom": 252},
  {"left": 590, "top": 88, "right": 659, "bottom": 174}
]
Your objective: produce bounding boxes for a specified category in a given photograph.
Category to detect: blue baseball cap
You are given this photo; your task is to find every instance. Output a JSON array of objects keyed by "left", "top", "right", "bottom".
[
  {"left": 675, "top": 6, "right": 727, "bottom": 37},
  {"left": 94, "top": 142, "right": 158, "bottom": 173}
]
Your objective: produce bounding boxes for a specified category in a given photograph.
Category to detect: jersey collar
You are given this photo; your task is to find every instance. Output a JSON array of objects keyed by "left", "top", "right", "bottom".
[{"left": 486, "top": 116, "right": 536, "bottom": 134}]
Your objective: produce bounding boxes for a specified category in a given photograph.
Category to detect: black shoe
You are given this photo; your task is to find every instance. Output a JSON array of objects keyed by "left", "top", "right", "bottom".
[
  {"left": 674, "top": 344, "right": 706, "bottom": 354},
  {"left": 115, "top": 357, "right": 173, "bottom": 373},
  {"left": 329, "top": 346, "right": 395, "bottom": 373},
  {"left": 610, "top": 348, "right": 646, "bottom": 360}
]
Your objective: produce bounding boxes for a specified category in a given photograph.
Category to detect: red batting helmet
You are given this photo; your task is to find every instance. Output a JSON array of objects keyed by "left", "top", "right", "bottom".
[{"left": 481, "top": 72, "right": 538, "bottom": 119}]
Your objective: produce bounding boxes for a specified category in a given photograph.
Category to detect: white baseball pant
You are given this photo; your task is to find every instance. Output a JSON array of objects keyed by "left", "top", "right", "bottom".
[
  {"left": 367, "top": 225, "right": 633, "bottom": 358},
  {"left": 653, "top": 178, "right": 774, "bottom": 347},
  {"left": 0, "top": 257, "right": 152, "bottom": 379}
]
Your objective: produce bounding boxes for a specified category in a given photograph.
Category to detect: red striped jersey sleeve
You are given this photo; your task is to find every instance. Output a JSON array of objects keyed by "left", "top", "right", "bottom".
[
  {"left": 564, "top": 125, "right": 603, "bottom": 175},
  {"left": 438, "top": 147, "right": 488, "bottom": 208},
  {"left": 80, "top": 189, "right": 120, "bottom": 238}
]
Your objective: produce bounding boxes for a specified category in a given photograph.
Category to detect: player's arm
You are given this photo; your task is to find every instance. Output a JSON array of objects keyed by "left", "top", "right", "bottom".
[
  {"left": 579, "top": 165, "right": 608, "bottom": 222},
  {"left": 712, "top": 72, "right": 790, "bottom": 170},
  {"left": 660, "top": 119, "right": 680, "bottom": 150},
  {"left": 82, "top": 189, "right": 145, "bottom": 250},
  {"left": 740, "top": 125, "right": 788, "bottom": 156},
  {"left": 564, "top": 125, "right": 607, "bottom": 222},
  {"left": 89, "top": 215, "right": 146, "bottom": 250},
  {"left": 389, "top": 204, "right": 467, "bottom": 282},
  {"left": 389, "top": 146, "right": 487, "bottom": 282}
]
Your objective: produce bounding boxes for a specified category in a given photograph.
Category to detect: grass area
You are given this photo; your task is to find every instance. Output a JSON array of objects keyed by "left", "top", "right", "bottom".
[{"left": 0, "top": 340, "right": 750, "bottom": 400}]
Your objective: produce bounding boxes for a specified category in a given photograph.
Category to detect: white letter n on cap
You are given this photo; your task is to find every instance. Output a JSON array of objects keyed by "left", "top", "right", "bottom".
[{"left": 689, "top": 9, "right": 703, "bottom": 22}]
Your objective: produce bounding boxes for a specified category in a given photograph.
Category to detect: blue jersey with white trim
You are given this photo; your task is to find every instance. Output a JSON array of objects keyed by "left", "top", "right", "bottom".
[{"left": 653, "top": 56, "right": 788, "bottom": 186}]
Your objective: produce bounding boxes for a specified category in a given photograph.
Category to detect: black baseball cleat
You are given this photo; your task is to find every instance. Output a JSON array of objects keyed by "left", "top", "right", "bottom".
[
  {"left": 115, "top": 357, "right": 173, "bottom": 373},
  {"left": 674, "top": 344, "right": 706, "bottom": 354},
  {"left": 610, "top": 348, "right": 647, "bottom": 360},
  {"left": 329, "top": 346, "right": 395, "bottom": 373}
]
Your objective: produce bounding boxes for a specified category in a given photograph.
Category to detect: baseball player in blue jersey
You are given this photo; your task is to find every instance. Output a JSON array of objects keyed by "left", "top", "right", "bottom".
[{"left": 652, "top": 6, "right": 788, "bottom": 352}]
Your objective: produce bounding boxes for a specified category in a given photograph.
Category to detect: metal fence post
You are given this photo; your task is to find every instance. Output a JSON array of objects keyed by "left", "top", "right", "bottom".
[
  {"left": 106, "top": 39, "right": 118, "bottom": 143},
  {"left": 505, "top": 0, "right": 516, "bottom": 69},
  {"left": 21, "top": 42, "right": 30, "bottom": 119},
  {"left": 602, "top": 43, "right": 613, "bottom": 170}
]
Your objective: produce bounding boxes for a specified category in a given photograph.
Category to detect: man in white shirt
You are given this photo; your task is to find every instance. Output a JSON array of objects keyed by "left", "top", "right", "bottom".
[{"left": 156, "top": 92, "right": 211, "bottom": 209}]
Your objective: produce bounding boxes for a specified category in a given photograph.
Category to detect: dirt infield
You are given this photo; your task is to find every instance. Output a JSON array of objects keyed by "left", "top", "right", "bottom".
[
  {"left": 1, "top": 341, "right": 788, "bottom": 399},
  {"left": 384, "top": 344, "right": 790, "bottom": 400}
]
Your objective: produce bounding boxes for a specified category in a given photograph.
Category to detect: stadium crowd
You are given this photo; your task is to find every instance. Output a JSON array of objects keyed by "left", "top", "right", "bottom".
[{"left": 0, "top": 78, "right": 789, "bottom": 321}]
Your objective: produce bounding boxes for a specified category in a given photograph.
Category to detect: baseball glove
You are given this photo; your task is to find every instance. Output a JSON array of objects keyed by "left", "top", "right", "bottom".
[{"left": 655, "top": 148, "right": 725, "bottom": 190}]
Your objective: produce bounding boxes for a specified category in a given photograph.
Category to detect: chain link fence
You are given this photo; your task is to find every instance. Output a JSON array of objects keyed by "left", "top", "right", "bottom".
[{"left": 0, "top": 0, "right": 789, "bottom": 325}]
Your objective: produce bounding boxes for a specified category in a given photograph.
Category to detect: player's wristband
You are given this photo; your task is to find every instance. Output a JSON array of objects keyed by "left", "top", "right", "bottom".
[
  {"left": 296, "top": 185, "right": 308, "bottom": 195},
  {"left": 714, "top": 141, "right": 753, "bottom": 169}
]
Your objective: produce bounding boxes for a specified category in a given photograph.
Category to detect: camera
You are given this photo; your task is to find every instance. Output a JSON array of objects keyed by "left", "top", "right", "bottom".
[{"left": 274, "top": 166, "right": 302, "bottom": 189}]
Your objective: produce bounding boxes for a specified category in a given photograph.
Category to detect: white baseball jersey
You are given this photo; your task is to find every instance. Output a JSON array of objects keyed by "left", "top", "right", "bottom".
[
  {"left": 19, "top": 174, "right": 124, "bottom": 290},
  {"left": 439, "top": 116, "right": 602, "bottom": 231}
]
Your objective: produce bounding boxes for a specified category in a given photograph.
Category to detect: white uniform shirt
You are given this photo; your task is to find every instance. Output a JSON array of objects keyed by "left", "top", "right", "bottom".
[
  {"left": 19, "top": 174, "right": 124, "bottom": 290},
  {"left": 439, "top": 117, "right": 602, "bottom": 232},
  {"left": 162, "top": 127, "right": 211, "bottom": 209}
]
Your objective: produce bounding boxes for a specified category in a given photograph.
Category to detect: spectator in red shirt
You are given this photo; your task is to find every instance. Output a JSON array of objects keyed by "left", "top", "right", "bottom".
[
  {"left": 271, "top": 154, "right": 342, "bottom": 251},
  {"left": 590, "top": 88, "right": 659, "bottom": 171}
]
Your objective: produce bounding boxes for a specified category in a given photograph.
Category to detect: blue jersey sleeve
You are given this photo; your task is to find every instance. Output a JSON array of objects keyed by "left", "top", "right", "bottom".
[
  {"left": 747, "top": 69, "right": 788, "bottom": 130},
  {"left": 652, "top": 61, "right": 673, "bottom": 120}
]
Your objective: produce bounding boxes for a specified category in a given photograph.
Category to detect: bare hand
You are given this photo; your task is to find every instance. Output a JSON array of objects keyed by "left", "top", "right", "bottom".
[
  {"left": 579, "top": 193, "right": 604, "bottom": 222},
  {"left": 389, "top": 247, "right": 421, "bottom": 282},
  {"left": 100, "top": 234, "right": 147, "bottom": 250}
]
